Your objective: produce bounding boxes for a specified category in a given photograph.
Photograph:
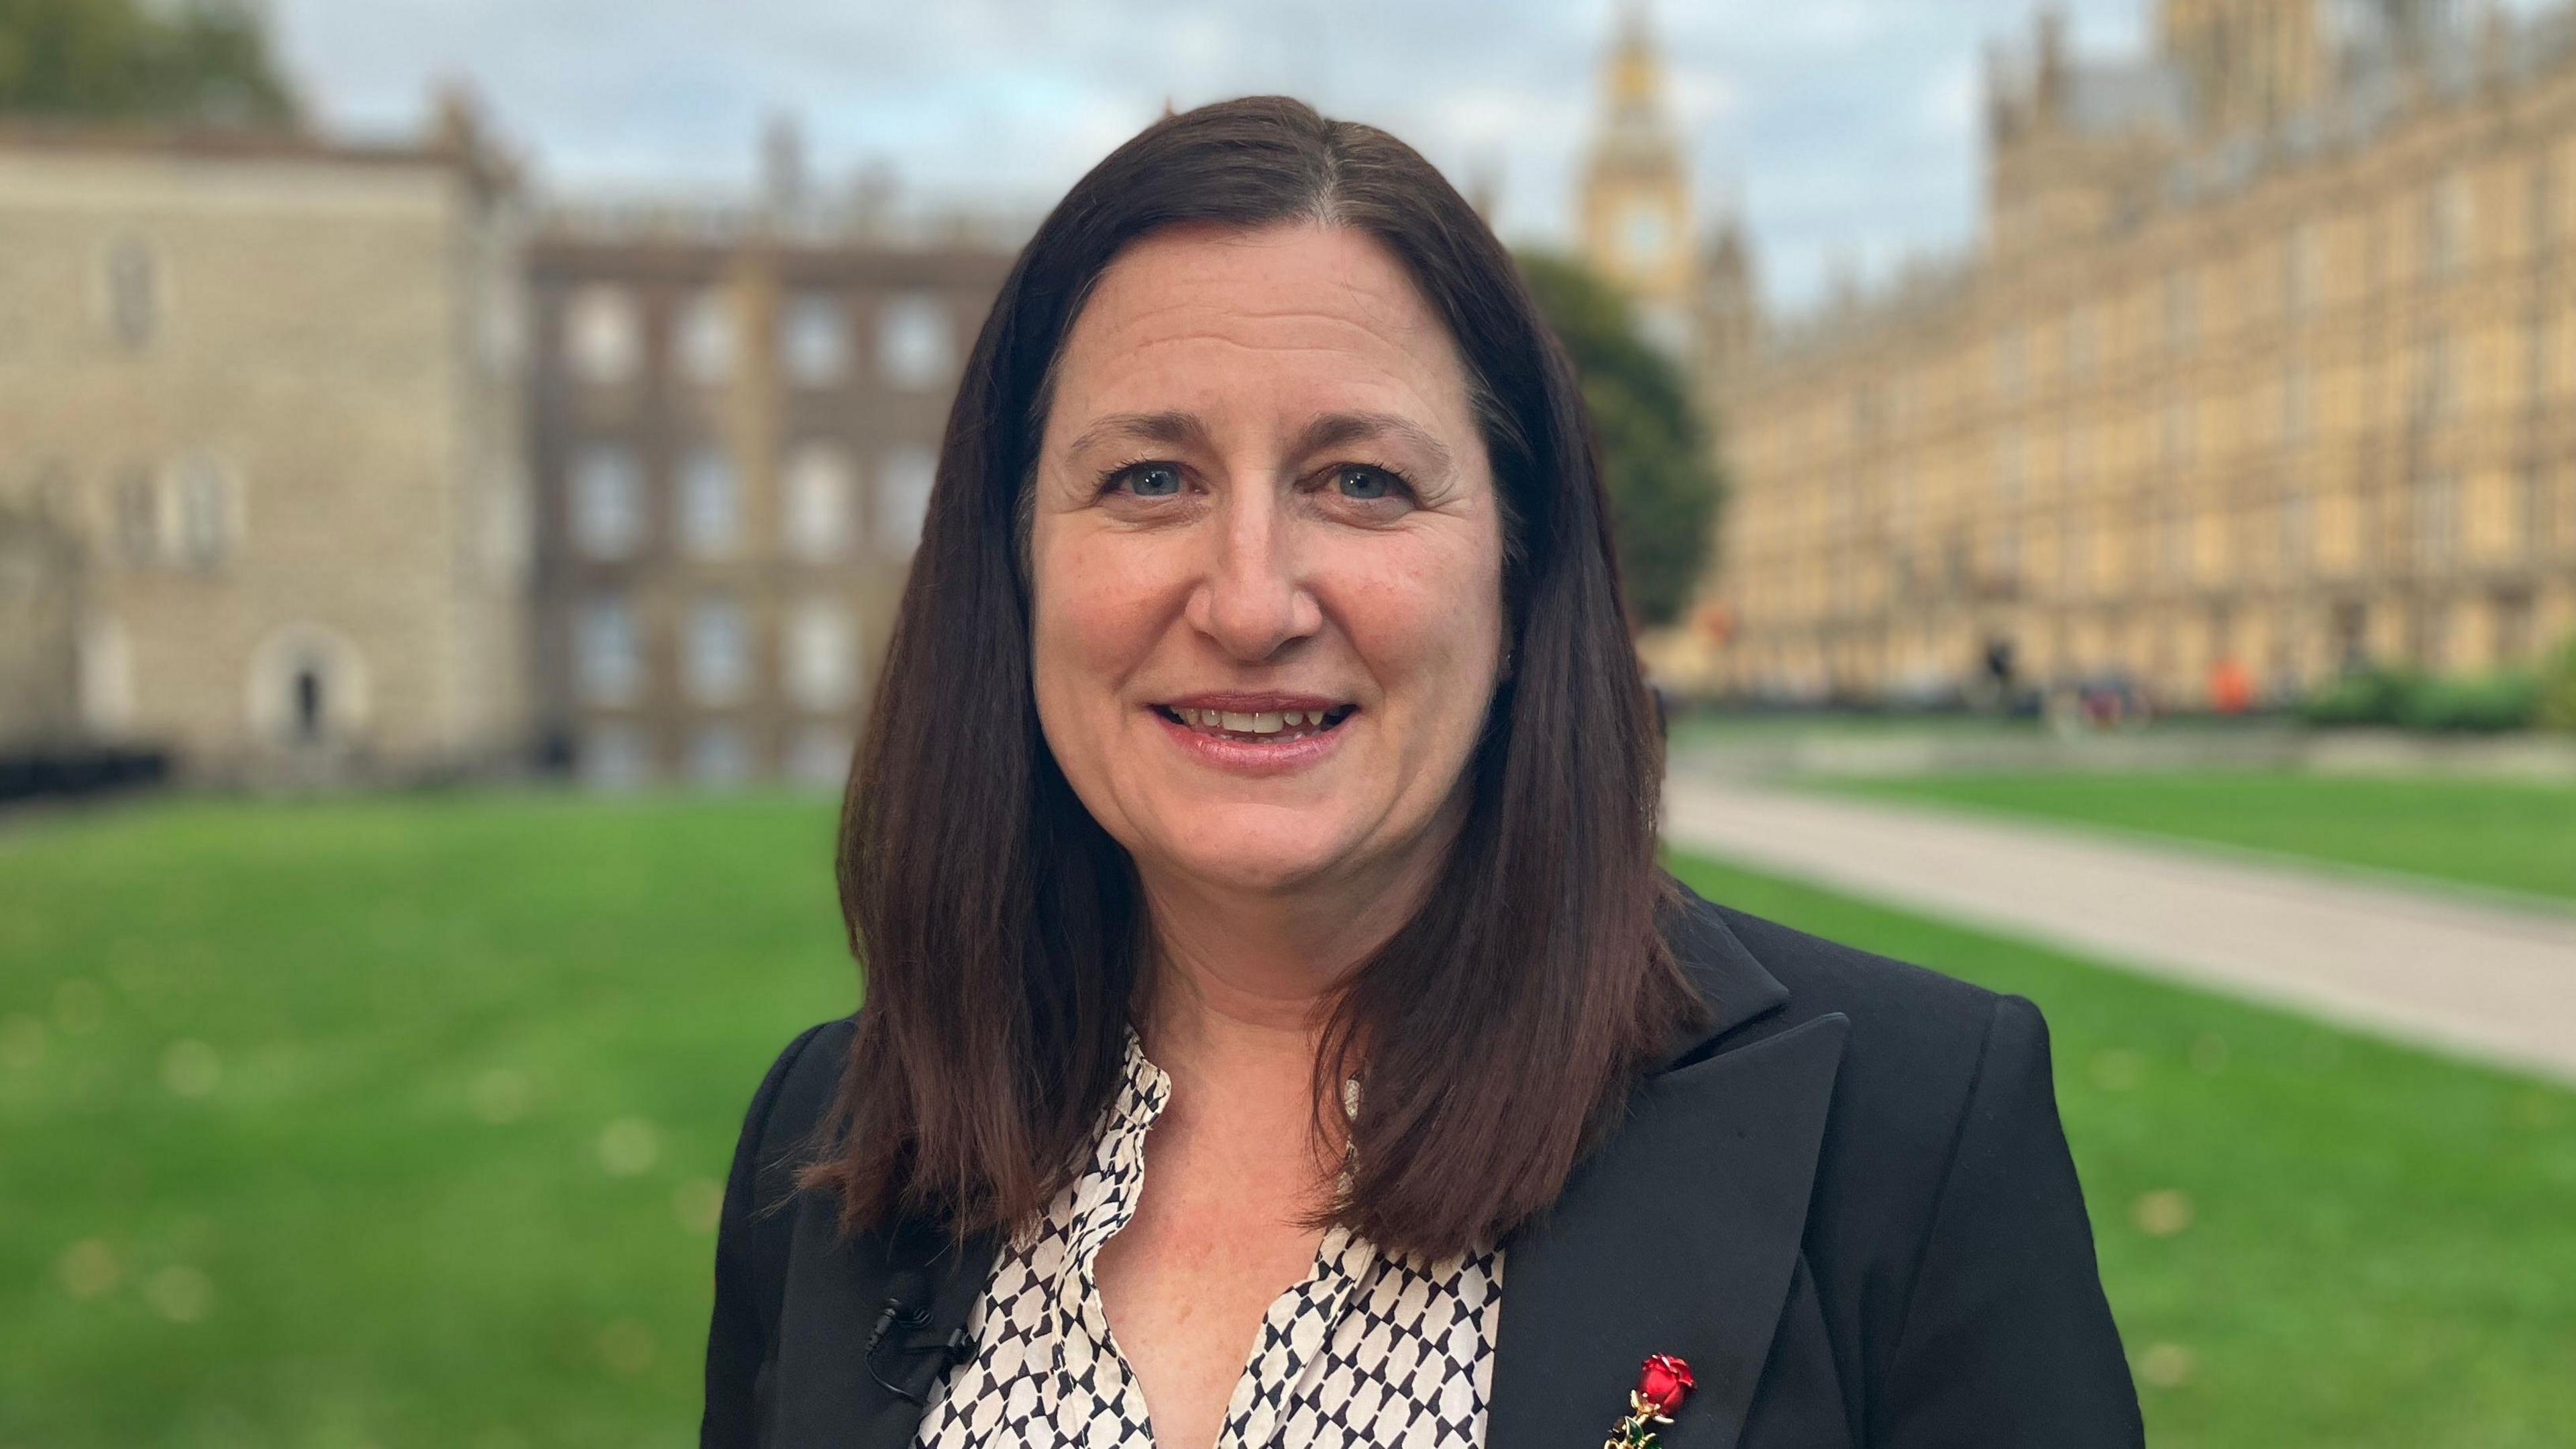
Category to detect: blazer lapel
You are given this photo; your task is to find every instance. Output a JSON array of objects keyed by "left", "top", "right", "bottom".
[
  {"left": 772, "top": 1192, "right": 999, "bottom": 1449},
  {"left": 1488, "top": 890, "right": 1847, "bottom": 1449}
]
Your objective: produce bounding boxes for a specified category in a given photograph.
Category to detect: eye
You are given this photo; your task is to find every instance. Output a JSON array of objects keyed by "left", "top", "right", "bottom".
[
  {"left": 1110, "top": 463, "right": 1185, "bottom": 498},
  {"left": 1332, "top": 465, "right": 1404, "bottom": 500}
]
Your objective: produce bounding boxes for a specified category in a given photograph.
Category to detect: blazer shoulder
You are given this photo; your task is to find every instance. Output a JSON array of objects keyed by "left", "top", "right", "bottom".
[
  {"left": 748, "top": 1014, "right": 858, "bottom": 1170},
  {"left": 1695, "top": 896, "right": 2059, "bottom": 1218},
  {"left": 1709, "top": 898, "right": 2015, "bottom": 1068}
]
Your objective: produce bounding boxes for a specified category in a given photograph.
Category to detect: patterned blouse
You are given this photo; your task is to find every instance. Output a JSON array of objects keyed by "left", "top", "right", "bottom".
[{"left": 913, "top": 1029, "right": 1505, "bottom": 1448}]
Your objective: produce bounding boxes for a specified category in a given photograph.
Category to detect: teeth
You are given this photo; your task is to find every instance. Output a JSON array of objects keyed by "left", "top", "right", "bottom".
[{"left": 1167, "top": 706, "right": 1346, "bottom": 735}]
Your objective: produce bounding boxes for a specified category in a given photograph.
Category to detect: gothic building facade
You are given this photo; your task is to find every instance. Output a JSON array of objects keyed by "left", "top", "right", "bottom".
[{"left": 1648, "top": 0, "right": 2576, "bottom": 706}]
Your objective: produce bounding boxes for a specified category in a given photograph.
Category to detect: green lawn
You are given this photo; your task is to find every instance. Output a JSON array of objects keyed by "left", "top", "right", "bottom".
[
  {"left": 2, "top": 793, "right": 2570, "bottom": 1448},
  {"left": 1819, "top": 771, "right": 2576, "bottom": 906},
  {"left": 0, "top": 793, "right": 857, "bottom": 1449}
]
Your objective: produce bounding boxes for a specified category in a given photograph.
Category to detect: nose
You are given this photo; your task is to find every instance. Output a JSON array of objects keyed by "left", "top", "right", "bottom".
[{"left": 1185, "top": 484, "right": 1322, "bottom": 662}]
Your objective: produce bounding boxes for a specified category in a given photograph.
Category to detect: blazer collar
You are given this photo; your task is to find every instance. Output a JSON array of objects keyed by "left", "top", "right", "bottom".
[
  {"left": 775, "top": 880, "right": 1839, "bottom": 1449},
  {"left": 1652, "top": 875, "right": 1794, "bottom": 1067},
  {"left": 1486, "top": 883, "right": 1847, "bottom": 1449}
]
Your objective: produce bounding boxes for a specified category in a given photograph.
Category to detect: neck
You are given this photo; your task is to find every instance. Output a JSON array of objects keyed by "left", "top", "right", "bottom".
[{"left": 1132, "top": 835, "right": 1447, "bottom": 1074}]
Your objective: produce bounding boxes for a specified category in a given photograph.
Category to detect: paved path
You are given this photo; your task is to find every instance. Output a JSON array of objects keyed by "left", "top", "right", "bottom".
[{"left": 1662, "top": 773, "right": 2576, "bottom": 1087}]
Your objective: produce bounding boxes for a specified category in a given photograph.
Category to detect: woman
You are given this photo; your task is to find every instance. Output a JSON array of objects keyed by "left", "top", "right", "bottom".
[{"left": 702, "top": 97, "right": 2142, "bottom": 1449}]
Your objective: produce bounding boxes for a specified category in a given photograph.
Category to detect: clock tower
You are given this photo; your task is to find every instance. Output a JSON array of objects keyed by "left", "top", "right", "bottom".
[{"left": 1579, "top": 0, "right": 1695, "bottom": 358}]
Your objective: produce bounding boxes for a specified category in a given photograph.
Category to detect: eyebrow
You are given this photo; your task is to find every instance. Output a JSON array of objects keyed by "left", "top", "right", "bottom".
[{"left": 1063, "top": 409, "right": 1456, "bottom": 475}]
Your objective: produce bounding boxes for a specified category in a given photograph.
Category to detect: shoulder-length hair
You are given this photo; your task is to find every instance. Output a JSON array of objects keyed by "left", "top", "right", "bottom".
[{"left": 800, "top": 94, "right": 1701, "bottom": 1262}]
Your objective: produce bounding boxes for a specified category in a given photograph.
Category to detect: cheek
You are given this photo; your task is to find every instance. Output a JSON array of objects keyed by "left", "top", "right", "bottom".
[
  {"left": 1334, "top": 535, "right": 1504, "bottom": 731},
  {"left": 1030, "top": 531, "right": 1179, "bottom": 727}
]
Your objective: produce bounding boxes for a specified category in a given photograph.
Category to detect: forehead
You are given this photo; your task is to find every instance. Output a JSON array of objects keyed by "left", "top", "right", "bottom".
[{"left": 1044, "top": 222, "right": 1475, "bottom": 441}]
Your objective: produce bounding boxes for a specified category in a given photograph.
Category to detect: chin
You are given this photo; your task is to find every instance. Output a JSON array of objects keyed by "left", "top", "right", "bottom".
[{"left": 1151, "top": 821, "right": 1356, "bottom": 896}]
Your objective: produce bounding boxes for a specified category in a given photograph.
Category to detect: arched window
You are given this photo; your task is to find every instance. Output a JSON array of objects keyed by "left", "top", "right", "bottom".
[
  {"left": 565, "top": 284, "right": 642, "bottom": 384},
  {"left": 173, "top": 454, "right": 235, "bottom": 568},
  {"left": 105, "top": 237, "right": 158, "bottom": 349},
  {"left": 875, "top": 445, "right": 936, "bottom": 556},
  {"left": 782, "top": 443, "right": 855, "bottom": 559},
  {"left": 875, "top": 292, "right": 953, "bottom": 390}
]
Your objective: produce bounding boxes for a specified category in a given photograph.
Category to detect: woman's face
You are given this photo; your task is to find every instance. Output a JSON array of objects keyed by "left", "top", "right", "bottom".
[{"left": 1028, "top": 221, "right": 1507, "bottom": 901}]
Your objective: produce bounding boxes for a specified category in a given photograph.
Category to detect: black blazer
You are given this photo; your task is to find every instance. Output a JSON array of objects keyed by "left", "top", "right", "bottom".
[{"left": 702, "top": 880, "right": 2145, "bottom": 1448}]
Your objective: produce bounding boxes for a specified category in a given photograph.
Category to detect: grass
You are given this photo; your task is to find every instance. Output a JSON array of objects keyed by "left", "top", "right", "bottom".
[
  {"left": 1815, "top": 771, "right": 2576, "bottom": 906},
  {"left": 1, "top": 792, "right": 2569, "bottom": 1447},
  {"left": 0, "top": 792, "right": 857, "bottom": 1449}
]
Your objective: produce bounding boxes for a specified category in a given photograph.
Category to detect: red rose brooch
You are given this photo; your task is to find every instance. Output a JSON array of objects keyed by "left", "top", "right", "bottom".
[{"left": 1604, "top": 1353, "right": 1694, "bottom": 1447}]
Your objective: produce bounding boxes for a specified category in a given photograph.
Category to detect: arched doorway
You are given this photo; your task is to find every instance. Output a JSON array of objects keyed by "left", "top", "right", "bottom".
[{"left": 246, "top": 624, "right": 371, "bottom": 749}]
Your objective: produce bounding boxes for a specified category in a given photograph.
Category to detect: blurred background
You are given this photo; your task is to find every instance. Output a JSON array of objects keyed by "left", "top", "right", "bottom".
[{"left": 2, "top": 1, "right": 2573, "bottom": 1445}]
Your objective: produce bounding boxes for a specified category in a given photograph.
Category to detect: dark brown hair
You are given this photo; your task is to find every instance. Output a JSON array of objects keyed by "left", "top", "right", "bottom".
[{"left": 800, "top": 95, "right": 1699, "bottom": 1261}]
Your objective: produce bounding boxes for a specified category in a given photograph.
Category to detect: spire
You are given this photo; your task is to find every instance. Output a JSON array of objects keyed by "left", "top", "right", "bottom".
[{"left": 1597, "top": 0, "right": 1678, "bottom": 170}]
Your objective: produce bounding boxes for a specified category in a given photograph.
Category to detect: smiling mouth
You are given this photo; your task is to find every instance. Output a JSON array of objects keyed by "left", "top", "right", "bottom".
[{"left": 1152, "top": 703, "right": 1358, "bottom": 741}]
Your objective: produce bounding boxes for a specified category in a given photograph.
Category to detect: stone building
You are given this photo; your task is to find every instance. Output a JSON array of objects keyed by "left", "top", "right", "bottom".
[
  {"left": 0, "top": 101, "right": 534, "bottom": 780},
  {"left": 526, "top": 133, "right": 1018, "bottom": 790},
  {"left": 1650, "top": 0, "right": 2576, "bottom": 706}
]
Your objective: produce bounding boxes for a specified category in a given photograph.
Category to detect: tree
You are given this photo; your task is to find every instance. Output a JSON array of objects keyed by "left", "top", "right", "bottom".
[
  {"left": 1516, "top": 251, "right": 1723, "bottom": 632},
  {"left": 0, "top": 0, "right": 299, "bottom": 126}
]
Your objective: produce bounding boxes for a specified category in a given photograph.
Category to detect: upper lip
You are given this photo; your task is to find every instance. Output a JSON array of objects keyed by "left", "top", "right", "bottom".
[{"left": 1157, "top": 692, "right": 1350, "bottom": 713}]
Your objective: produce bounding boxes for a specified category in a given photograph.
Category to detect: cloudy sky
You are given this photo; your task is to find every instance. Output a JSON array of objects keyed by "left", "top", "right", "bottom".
[{"left": 262, "top": 0, "right": 2546, "bottom": 313}]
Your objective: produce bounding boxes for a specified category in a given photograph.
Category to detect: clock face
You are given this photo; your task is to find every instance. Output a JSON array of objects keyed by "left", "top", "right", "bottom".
[{"left": 1623, "top": 201, "right": 1669, "bottom": 265}]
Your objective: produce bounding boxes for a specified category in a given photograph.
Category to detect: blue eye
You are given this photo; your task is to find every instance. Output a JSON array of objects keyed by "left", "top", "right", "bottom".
[
  {"left": 1335, "top": 466, "right": 1397, "bottom": 500},
  {"left": 1122, "top": 464, "right": 1183, "bottom": 498}
]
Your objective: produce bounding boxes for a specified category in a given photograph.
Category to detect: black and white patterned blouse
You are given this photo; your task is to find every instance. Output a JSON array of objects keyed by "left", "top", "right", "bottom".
[{"left": 913, "top": 1029, "right": 1505, "bottom": 1448}]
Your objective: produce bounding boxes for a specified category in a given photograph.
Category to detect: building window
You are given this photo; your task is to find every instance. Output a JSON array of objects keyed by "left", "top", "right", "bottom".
[
  {"left": 875, "top": 445, "right": 936, "bottom": 555},
  {"left": 114, "top": 465, "right": 161, "bottom": 564},
  {"left": 2163, "top": 268, "right": 2197, "bottom": 353},
  {"left": 2427, "top": 170, "right": 2469, "bottom": 280},
  {"left": 565, "top": 284, "right": 641, "bottom": 384},
  {"left": 688, "top": 724, "right": 752, "bottom": 788},
  {"left": 2162, "top": 396, "right": 2195, "bottom": 468},
  {"left": 2519, "top": 462, "right": 2549, "bottom": 551},
  {"left": 580, "top": 723, "right": 651, "bottom": 790},
  {"left": 2528, "top": 311, "right": 2548, "bottom": 408},
  {"left": 105, "top": 236, "right": 159, "bottom": 349},
  {"left": 570, "top": 445, "right": 644, "bottom": 559},
  {"left": 575, "top": 596, "right": 643, "bottom": 706},
  {"left": 684, "top": 594, "right": 749, "bottom": 704},
  {"left": 788, "top": 724, "right": 854, "bottom": 791},
  {"left": 784, "top": 599, "right": 855, "bottom": 709},
  {"left": 2159, "top": 506, "right": 2190, "bottom": 583},
  {"left": 2413, "top": 331, "right": 2453, "bottom": 424},
  {"left": 1992, "top": 329, "right": 2026, "bottom": 402},
  {"left": 2533, "top": 153, "right": 2557, "bottom": 256},
  {"left": 2494, "top": 590, "right": 2535, "bottom": 661},
  {"left": 676, "top": 289, "right": 735, "bottom": 385},
  {"left": 782, "top": 443, "right": 855, "bottom": 559},
  {"left": 2410, "top": 601, "right": 2450, "bottom": 669},
  {"left": 783, "top": 293, "right": 847, "bottom": 386},
  {"left": 2281, "top": 485, "right": 2312, "bottom": 574},
  {"left": 2416, "top": 472, "right": 2457, "bottom": 569},
  {"left": 173, "top": 454, "right": 234, "bottom": 568},
  {"left": 677, "top": 445, "right": 739, "bottom": 555},
  {"left": 2285, "top": 221, "right": 2320, "bottom": 319},
  {"left": 2066, "top": 306, "right": 2098, "bottom": 378},
  {"left": 1994, "top": 431, "right": 2025, "bottom": 505},
  {"left": 877, "top": 292, "right": 955, "bottom": 390},
  {"left": 2283, "top": 361, "right": 2312, "bottom": 444}
]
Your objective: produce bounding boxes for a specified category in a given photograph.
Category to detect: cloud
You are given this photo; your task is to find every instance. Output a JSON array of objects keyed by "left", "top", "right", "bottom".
[{"left": 262, "top": 0, "right": 2190, "bottom": 313}]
